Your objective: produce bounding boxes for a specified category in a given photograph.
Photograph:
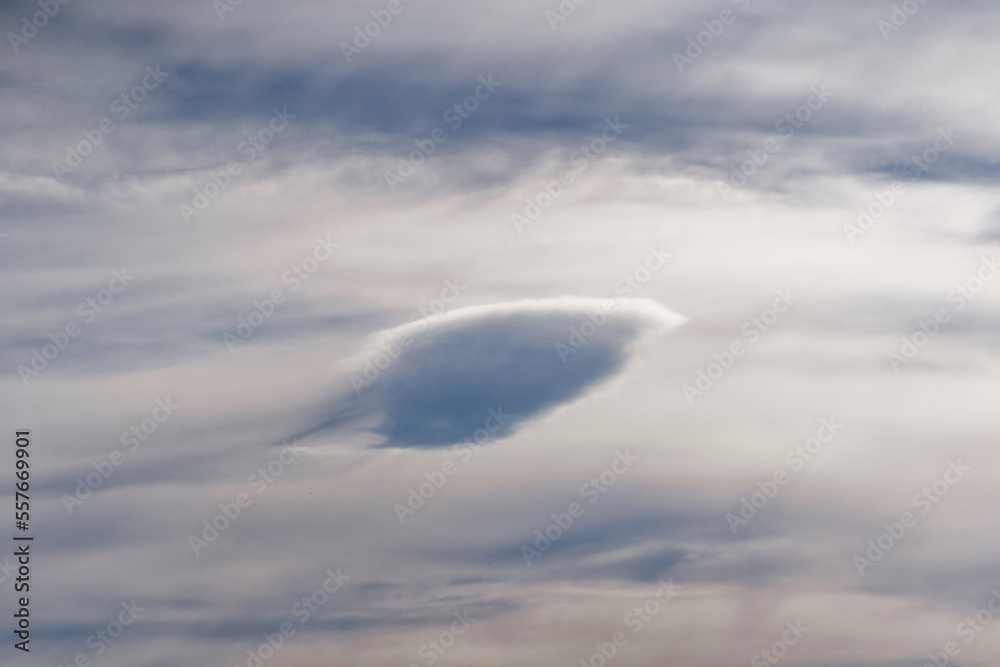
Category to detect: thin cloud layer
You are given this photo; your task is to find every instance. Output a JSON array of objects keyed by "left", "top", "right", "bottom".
[
  {"left": 300, "top": 297, "right": 686, "bottom": 448},
  {"left": 4, "top": 1, "right": 1000, "bottom": 665}
]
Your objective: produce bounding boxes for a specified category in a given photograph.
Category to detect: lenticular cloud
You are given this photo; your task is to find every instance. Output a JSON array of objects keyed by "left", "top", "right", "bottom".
[{"left": 298, "top": 297, "right": 686, "bottom": 448}]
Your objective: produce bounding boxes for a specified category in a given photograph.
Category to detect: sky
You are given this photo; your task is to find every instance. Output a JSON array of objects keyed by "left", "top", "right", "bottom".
[{"left": 2, "top": 0, "right": 1000, "bottom": 665}]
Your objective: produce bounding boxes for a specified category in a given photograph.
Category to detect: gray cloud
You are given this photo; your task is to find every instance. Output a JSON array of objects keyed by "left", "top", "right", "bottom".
[
  {"left": 297, "top": 297, "right": 685, "bottom": 447},
  {"left": 4, "top": 0, "right": 1000, "bottom": 664}
]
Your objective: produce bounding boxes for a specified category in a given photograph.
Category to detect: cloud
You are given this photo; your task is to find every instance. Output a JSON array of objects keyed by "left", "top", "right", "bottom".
[
  {"left": 297, "top": 297, "right": 686, "bottom": 448},
  {"left": 8, "top": 1, "right": 1000, "bottom": 662}
]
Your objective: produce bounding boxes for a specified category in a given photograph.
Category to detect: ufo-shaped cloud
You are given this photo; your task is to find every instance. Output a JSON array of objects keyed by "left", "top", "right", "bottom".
[{"left": 300, "top": 297, "right": 686, "bottom": 448}]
